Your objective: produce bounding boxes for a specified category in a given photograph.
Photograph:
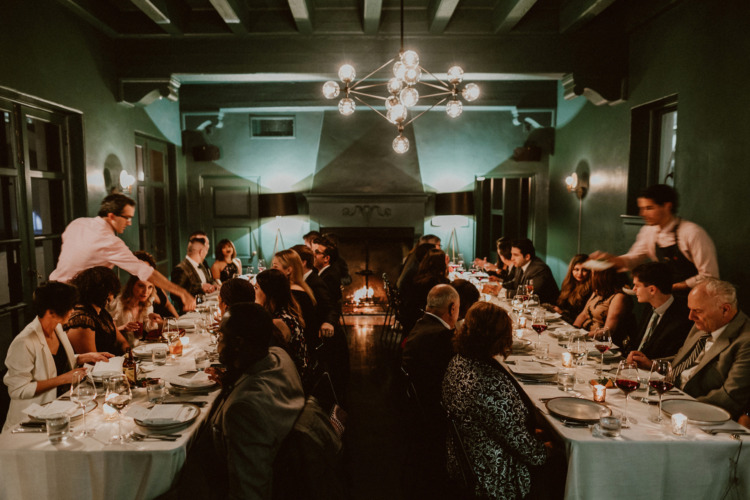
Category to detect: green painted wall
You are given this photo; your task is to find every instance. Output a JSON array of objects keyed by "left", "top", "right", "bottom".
[
  {"left": 548, "top": 0, "right": 750, "bottom": 305},
  {"left": 1, "top": 1, "right": 185, "bottom": 253}
]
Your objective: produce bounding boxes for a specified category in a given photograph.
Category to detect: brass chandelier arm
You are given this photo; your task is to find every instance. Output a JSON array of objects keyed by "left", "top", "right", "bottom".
[
  {"left": 418, "top": 91, "right": 453, "bottom": 99},
  {"left": 350, "top": 82, "right": 390, "bottom": 91},
  {"left": 419, "top": 80, "right": 451, "bottom": 92},
  {"left": 349, "top": 90, "right": 388, "bottom": 100},
  {"left": 349, "top": 57, "right": 397, "bottom": 91},
  {"left": 403, "top": 97, "right": 448, "bottom": 127},
  {"left": 419, "top": 66, "right": 450, "bottom": 89},
  {"left": 352, "top": 95, "right": 389, "bottom": 121}
]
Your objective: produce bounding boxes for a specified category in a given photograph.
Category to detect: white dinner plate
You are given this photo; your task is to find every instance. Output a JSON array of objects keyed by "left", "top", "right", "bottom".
[
  {"left": 512, "top": 339, "right": 533, "bottom": 353},
  {"left": 29, "top": 399, "right": 98, "bottom": 422},
  {"left": 546, "top": 397, "right": 610, "bottom": 423},
  {"left": 134, "top": 403, "right": 201, "bottom": 431},
  {"left": 507, "top": 361, "right": 558, "bottom": 378},
  {"left": 661, "top": 399, "right": 731, "bottom": 425},
  {"left": 582, "top": 259, "right": 614, "bottom": 271},
  {"left": 133, "top": 343, "right": 168, "bottom": 358}
]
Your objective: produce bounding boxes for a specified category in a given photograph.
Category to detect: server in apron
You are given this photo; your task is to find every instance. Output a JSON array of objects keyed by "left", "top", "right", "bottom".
[{"left": 592, "top": 184, "right": 719, "bottom": 293}]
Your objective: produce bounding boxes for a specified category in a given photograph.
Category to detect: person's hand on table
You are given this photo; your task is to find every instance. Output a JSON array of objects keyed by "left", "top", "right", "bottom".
[
  {"left": 125, "top": 321, "right": 141, "bottom": 331},
  {"left": 202, "top": 283, "right": 217, "bottom": 294},
  {"left": 181, "top": 292, "right": 197, "bottom": 312},
  {"left": 319, "top": 322, "right": 335, "bottom": 338},
  {"left": 77, "top": 352, "right": 114, "bottom": 364},
  {"left": 205, "top": 366, "right": 226, "bottom": 387},
  {"left": 61, "top": 367, "right": 90, "bottom": 385},
  {"left": 626, "top": 350, "right": 654, "bottom": 370}
]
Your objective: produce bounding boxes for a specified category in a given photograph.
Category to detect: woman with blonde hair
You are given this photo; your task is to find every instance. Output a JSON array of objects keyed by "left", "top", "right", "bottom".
[
  {"left": 108, "top": 275, "right": 163, "bottom": 346},
  {"left": 272, "top": 249, "right": 319, "bottom": 351}
]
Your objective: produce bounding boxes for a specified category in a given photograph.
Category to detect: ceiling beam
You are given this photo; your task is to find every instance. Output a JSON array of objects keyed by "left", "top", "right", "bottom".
[
  {"left": 129, "top": 0, "right": 184, "bottom": 35},
  {"left": 208, "top": 0, "right": 251, "bottom": 35},
  {"left": 363, "top": 0, "right": 383, "bottom": 35},
  {"left": 493, "top": 0, "right": 539, "bottom": 34},
  {"left": 560, "top": 0, "right": 616, "bottom": 33},
  {"left": 428, "top": 0, "right": 460, "bottom": 34},
  {"left": 287, "top": 0, "right": 313, "bottom": 35},
  {"left": 55, "top": 0, "right": 121, "bottom": 37}
]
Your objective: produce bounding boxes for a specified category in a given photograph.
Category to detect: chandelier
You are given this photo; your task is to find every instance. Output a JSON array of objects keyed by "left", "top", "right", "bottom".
[{"left": 321, "top": 1, "right": 479, "bottom": 154}]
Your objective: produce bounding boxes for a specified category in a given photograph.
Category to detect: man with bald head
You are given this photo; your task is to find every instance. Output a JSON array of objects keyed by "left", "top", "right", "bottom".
[
  {"left": 630, "top": 278, "right": 750, "bottom": 419},
  {"left": 402, "top": 284, "right": 460, "bottom": 414}
]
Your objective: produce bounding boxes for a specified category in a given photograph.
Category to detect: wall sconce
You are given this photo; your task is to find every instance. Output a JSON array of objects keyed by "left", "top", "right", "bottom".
[
  {"left": 565, "top": 172, "right": 588, "bottom": 199},
  {"left": 119, "top": 170, "right": 136, "bottom": 193}
]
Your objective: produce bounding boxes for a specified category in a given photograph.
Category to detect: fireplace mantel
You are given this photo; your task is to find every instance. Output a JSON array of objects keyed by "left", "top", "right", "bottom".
[{"left": 304, "top": 193, "right": 430, "bottom": 231}]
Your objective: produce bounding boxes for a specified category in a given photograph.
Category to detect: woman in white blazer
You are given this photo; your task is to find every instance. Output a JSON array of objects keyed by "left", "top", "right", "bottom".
[{"left": 3, "top": 282, "right": 112, "bottom": 431}]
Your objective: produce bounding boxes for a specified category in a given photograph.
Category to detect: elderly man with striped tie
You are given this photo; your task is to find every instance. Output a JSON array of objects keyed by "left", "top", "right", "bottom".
[{"left": 631, "top": 278, "right": 750, "bottom": 419}]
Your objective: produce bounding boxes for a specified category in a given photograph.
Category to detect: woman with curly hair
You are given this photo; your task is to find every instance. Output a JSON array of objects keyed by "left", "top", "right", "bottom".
[
  {"left": 442, "top": 302, "right": 547, "bottom": 499},
  {"left": 552, "top": 254, "right": 592, "bottom": 323},
  {"left": 211, "top": 239, "right": 243, "bottom": 283},
  {"left": 254, "top": 269, "right": 309, "bottom": 379},
  {"left": 66, "top": 266, "right": 128, "bottom": 355}
]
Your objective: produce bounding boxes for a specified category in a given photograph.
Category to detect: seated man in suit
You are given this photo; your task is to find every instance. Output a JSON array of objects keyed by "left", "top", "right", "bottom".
[
  {"left": 625, "top": 262, "right": 693, "bottom": 364},
  {"left": 630, "top": 279, "right": 750, "bottom": 419},
  {"left": 292, "top": 244, "right": 336, "bottom": 341},
  {"left": 171, "top": 231, "right": 219, "bottom": 313},
  {"left": 401, "top": 284, "right": 460, "bottom": 416},
  {"left": 504, "top": 238, "right": 559, "bottom": 304}
]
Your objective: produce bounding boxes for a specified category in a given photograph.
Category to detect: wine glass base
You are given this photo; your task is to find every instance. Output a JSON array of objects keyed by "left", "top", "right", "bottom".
[{"left": 649, "top": 415, "right": 664, "bottom": 423}]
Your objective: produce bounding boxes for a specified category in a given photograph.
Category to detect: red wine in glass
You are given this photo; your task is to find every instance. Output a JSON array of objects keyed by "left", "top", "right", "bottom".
[
  {"left": 595, "top": 344, "right": 611, "bottom": 353},
  {"left": 532, "top": 324, "right": 547, "bottom": 334},
  {"left": 615, "top": 378, "right": 640, "bottom": 394},
  {"left": 649, "top": 380, "right": 674, "bottom": 395}
]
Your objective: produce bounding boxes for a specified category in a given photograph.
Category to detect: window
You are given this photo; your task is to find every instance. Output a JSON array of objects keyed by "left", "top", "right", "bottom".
[
  {"left": 626, "top": 95, "right": 678, "bottom": 216},
  {"left": 250, "top": 116, "right": 295, "bottom": 138}
]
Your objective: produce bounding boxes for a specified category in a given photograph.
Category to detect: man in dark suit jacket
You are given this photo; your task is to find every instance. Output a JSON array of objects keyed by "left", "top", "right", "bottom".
[
  {"left": 624, "top": 262, "right": 693, "bottom": 362},
  {"left": 401, "top": 284, "right": 460, "bottom": 416},
  {"left": 505, "top": 238, "right": 559, "bottom": 304},
  {"left": 631, "top": 279, "right": 750, "bottom": 419},
  {"left": 292, "top": 244, "right": 337, "bottom": 346},
  {"left": 171, "top": 231, "right": 218, "bottom": 313}
]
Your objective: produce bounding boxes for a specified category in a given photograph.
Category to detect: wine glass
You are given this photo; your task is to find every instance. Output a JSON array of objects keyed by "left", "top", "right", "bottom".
[
  {"left": 525, "top": 280, "right": 534, "bottom": 296},
  {"left": 615, "top": 360, "right": 640, "bottom": 427},
  {"left": 105, "top": 374, "right": 132, "bottom": 444},
  {"left": 70, "top": 372, "right": 96, "bottom": 438},
  {"left": 257, "top": 259, "right": 266, "bottom": 273},
  {"left": 531, "top": 310, "right": 547, "bottom": 343},
  {"left": 593, "top": 326, "right": 612, "bottom": 375},
  {"left": 567, "top": 334, "right": 588, "bottom": 383},
  {"left": 162, "top": 317, "right": 177, "bottom": 343},
  {"left": 194, "top": 349, "right": 210, "bottom": 371},
  {"left": 649, "top": 360, "right": 674, "bottom": 423},
  {"left": 526, "top": 293, "right": 541, "bottom": 313}
]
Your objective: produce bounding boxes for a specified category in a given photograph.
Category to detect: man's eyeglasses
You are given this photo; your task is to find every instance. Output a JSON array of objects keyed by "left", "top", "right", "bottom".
[{"left": 115, "top": 214, "right": 133, "bottom": 221}]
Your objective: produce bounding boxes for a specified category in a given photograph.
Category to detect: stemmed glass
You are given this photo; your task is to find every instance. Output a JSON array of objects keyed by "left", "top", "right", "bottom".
[
  {"left": 162, "top": 318, "right": 178, "bottom": 343},
  {"left": 593, "top": 326, "right": 612, "bottom": 375},
  {"left": 649, "top": 360, "right": 675, "bottom": 423},
  {"left": 526, "top": 293, "right": 541, "bottom": 313},
  {"left": 531, "top": 310, "right": 547, "bottom": 343},
  {"left": 257, "top": 259, "right": 266, "bottom": 273},
  {"left": 615, "top": 360, "right": 640, "bottom": 427},
  {"left": 105, "top": 374, "right": 132, "bottom": 444},
  {"left": 70, "top": 372, "right": 96, "bottom": 438},
  {"left": 567, "top": 334, "right": 588, "bottom": 383}
]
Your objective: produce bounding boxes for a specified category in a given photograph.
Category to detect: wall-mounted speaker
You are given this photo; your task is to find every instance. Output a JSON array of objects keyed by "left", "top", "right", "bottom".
[{"left": 192, "top": 145, "right": 220, "bottom": 162}]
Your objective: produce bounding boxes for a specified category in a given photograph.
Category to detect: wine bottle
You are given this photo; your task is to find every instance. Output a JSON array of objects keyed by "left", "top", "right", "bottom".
[{"left": 123, "top": 348, "right": 137, "bottom": 386}]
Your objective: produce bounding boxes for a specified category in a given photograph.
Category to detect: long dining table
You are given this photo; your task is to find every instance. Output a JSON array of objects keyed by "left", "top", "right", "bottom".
[
  {"left": 484, "top": 294, "right": 750, "bottom": 500},
  {"left": 0, "top": 312, "right": 220, "bottom": 500}
]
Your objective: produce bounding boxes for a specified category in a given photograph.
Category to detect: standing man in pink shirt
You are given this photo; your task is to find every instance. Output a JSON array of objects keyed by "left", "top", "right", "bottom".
[{"left": 49, "top": 194, "right": 196, "bottom": 311}]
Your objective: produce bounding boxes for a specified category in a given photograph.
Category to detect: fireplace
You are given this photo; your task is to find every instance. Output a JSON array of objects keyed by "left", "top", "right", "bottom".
[{"left": 323, "top": 227, "right": 414, "bottom": 314}]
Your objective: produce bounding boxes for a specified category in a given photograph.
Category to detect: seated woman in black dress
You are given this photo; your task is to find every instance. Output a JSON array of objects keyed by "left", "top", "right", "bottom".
[
  {"left": 255, "top": 269, "right": 310, "bottom": 381},
  {"left": 272, "top": 249, "right": 320, "bottom": 351},
  {"left": 211, "top": 239, "right": 242, "bottom": 283},
  {"left": 217, "top": 277, "right": 255, "bottom": 316},
  {"left": 442, "top": 302, "right": 547, "bottom": 499},
  {"left": 66, "top": 266, "right": 129, "bottom": 356},
  {"left": 401, "top": 248, "right": 450, "bottom": 334},
  {"left": 552, "top": 253, "right": 592, "bottom": 323}
]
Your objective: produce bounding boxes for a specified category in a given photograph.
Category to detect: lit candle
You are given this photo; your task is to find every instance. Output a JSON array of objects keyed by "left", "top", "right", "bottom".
[
  {"left": 672, "top": 413, "right": 688, "bottom": 436},
  {"left": 181, "top": 336, "right": 190, "bottom": 347},
  {"left": 518, "top": 316, "right": 528, "bottom": 329},
  {"left": 593, "top": 384, "right": 606, "bottom": 403},
  {"left": 561, "top": 352, "right": 574, "bottom": 368},
  {"left": 514, "top": 328, "right": 524, "bottom": 340}
]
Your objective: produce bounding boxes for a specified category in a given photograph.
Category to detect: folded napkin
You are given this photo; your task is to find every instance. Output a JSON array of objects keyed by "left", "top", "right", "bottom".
[
  {"left": 91, "top": 357, "right": 123, "bottom": 377},
  {"left": 140, "top": 404, "right": 191, "bottom": 425},
  {"left": 169, "top": 371, "right": 213, "bottom": 388},
  {"left": 507, "top": 362, "right": 558, "bottom": 376},
  {"left": 23, "top": 400, "right": 78, "bottom": 419},
  {"left": 176, "top": 317, "right": 198, "bottom": 329}
]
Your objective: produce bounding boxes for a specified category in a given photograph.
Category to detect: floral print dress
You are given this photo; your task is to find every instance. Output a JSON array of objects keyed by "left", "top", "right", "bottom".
[
  {"left": 274, "top": 308, "right": 309, "bottom": 379},
  {"left": 442, "top": 355, "right": 547, "bottom": 499}
]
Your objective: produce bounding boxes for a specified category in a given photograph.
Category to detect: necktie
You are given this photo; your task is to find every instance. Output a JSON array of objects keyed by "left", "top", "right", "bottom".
[
  {"left": 672, "top": 332, "right": 711, "bottom": 381},
  {"left": 638, "top": 310, "right": 660, "bottom": 351}
]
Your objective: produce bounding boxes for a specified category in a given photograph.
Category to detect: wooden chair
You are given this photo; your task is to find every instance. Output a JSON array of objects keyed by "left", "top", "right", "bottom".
[
  {"left": 443, "top": 405, "right": 481, "bottom": 499},
  {"left": 381, "top": 273, "right": 405, "bottom": 349}
]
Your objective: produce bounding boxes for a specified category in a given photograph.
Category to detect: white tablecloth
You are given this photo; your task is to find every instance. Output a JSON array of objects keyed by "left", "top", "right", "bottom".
[
  {"left": 0, "top": 326, "right": 219, "bottom": 500},
  {"left": 487, "top": 296, "right": 750, "bottom": 500}
]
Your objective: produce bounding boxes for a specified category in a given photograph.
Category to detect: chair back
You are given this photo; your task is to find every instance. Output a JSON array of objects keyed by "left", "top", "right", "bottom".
[{"left": 444, "top": 409, "right": 479, "bottom": 496}]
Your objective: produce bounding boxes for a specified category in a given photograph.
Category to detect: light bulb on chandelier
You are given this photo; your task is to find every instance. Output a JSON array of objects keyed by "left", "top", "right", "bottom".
[
  {"left": 446, "top": 99, "right": 463, "bottom": 118},
  {"left": 338, "top": 98, "right": 356, "bottom": 116},
  {"left": 393, "top": 133, "right": 410, "bottom": 154}
]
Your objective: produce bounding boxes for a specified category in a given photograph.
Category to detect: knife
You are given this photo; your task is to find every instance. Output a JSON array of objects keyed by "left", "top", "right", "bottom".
[{"left": 12, "top": 427, "right": 46, "bottom": 433}]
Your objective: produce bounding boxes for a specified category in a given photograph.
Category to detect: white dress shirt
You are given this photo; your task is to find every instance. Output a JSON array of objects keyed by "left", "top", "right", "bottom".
[
  {"left": 679, "top": 323, "right": 728, "bottom": 386},
  {"left": 186, "top": 256, "right": 208, "bottom": 284},
  {"left": 49, "top": 217, "right": 153, "bottom": 283}
]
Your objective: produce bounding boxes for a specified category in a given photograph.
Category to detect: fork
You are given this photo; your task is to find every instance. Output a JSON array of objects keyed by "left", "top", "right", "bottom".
[{"left": 130, "top": 432, "right": 179, "bottom": 442}]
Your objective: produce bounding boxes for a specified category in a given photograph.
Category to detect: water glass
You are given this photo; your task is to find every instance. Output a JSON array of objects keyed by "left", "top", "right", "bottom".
[
  {"left": 599, "top": 412, "right": 622, "bottom": 438},
  {"left": 194, "top": 349, "right": 210, "bottom": 371},
  {"left": 46, "top": 414, "right": 70, "bottom": 443},
  {"left": 146, "top": 378, "right": 167, "bottom": 403},
  {"left": 152, "top": 345, "right": 168, "bottom": 366},
  {"left": 533, "top": 341, "right": 549, "bottom": 360},
  {"left": 557, "top": 369, "right": 575, "bottom": 392}
]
